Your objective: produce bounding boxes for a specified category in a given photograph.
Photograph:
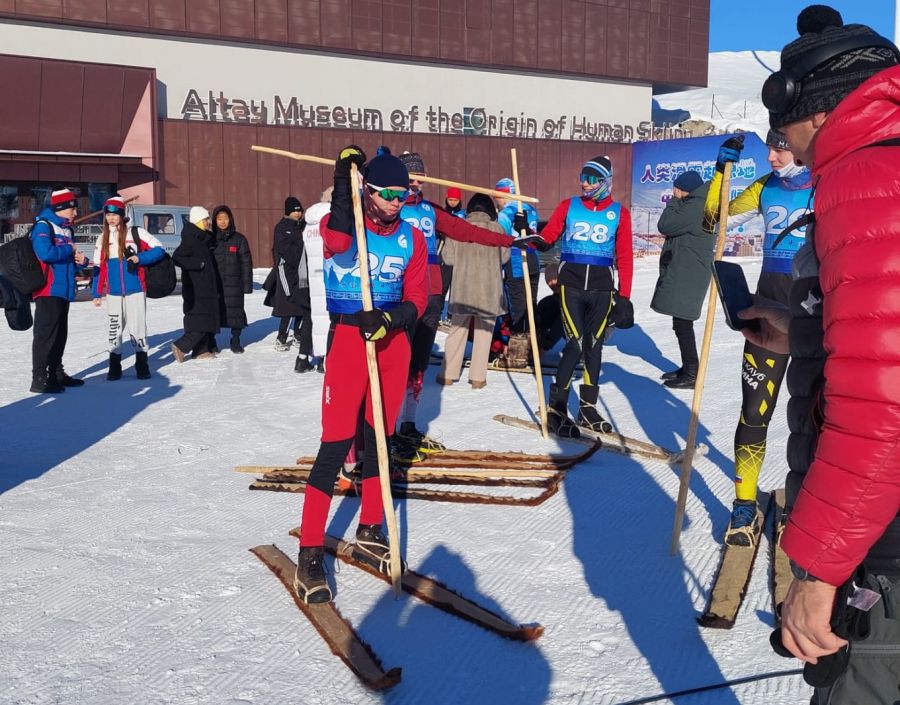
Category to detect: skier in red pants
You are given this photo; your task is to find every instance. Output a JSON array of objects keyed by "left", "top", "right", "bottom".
[{"left": 294, "top": 146, "right": 428, "bottom": 604}]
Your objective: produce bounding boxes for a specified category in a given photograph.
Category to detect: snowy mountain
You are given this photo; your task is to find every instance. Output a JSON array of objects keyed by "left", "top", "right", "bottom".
[{"left": 655, "top": 51, "right": 782, "bottom": 139}]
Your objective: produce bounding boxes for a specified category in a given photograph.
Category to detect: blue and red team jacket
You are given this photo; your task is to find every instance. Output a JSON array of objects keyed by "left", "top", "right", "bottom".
[
  {"left": 31, "top": 208, "right": 88, "bottom": 301},
  {"left": 92, "top": 227, "right": 166, "bottom": 298}
]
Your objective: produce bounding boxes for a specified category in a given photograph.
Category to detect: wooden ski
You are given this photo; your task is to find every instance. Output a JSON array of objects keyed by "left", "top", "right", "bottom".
[
  {"left": 250, "top": 544, "right": 401, "bottom": 690},
  {"left": 770, "top": 488, "right": 793, "bottom": 624}
]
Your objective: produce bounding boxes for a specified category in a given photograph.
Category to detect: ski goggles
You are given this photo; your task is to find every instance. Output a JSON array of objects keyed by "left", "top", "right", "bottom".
[
  {"left": 580, "top": 173, "right": 603, "bottom": 185},
  {"left": 367, "top": 184, "right": 411, "bottom": 202}
]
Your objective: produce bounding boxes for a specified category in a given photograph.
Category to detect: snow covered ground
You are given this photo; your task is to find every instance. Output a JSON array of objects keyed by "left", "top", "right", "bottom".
[{"left": 1, "top": 258, "right": 812, "bottom": 705}]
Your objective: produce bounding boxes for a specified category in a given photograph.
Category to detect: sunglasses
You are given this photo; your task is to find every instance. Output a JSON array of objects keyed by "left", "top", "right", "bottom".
[{"left": 367, "top": 184, "right": 410, "bottom": 202}]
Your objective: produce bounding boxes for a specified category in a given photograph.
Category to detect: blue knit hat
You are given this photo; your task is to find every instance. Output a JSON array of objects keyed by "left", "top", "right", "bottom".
[
  {"left": 364, "top": 154, "right": 410, "bottom": 188},
  {"left": 673, "top": 170, "right": 704, "bottom": 193}
]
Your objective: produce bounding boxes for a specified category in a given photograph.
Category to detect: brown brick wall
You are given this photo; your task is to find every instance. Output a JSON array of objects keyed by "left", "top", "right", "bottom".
[
  {"left": 158, "top": 119, "right": 633, "bottom": 266},
  {"left": 1, "top": 0, "right": 709, "bottom": 89}
]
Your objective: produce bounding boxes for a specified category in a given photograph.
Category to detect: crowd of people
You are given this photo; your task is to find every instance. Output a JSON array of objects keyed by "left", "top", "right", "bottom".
[{"left": 12, "top": 4, "right": 899, "bottom": 702}]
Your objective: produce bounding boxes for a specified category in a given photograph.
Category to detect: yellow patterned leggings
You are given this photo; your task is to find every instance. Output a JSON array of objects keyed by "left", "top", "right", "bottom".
[{"left": 733, "top": 340, "right": 789, "bottom": 501}]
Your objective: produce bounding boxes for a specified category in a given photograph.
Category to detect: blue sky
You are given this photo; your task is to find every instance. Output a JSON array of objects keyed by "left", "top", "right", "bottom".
[{"left": 709, "top": 0, "right": 895, "bottom": 51}]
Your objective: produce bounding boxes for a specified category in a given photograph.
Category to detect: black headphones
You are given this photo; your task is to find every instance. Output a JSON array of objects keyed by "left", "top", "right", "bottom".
[{"left": 762, "top": 34, "right": 900, "bottom": 114}]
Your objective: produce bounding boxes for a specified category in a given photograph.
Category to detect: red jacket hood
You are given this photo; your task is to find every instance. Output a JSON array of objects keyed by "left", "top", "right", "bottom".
[{"left": 814, "top": 65, "right": 900, "bottom": 177}]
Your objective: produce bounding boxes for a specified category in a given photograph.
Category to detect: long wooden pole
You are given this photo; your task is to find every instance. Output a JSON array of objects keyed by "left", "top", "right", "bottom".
[
  {"left": 510, "top": 149, "right": 548, "bottom": 438},
  {"left": 251, "top": 145, "right": 539, "bottom": 204},
  {"left": 349, "top": 163, "right": 402, "bottom": 594},
  {"left": 670, "top": 163, "right": 733, "bottom": 555}
]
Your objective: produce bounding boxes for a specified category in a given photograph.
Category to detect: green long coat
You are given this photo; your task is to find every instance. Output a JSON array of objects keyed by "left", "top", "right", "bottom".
[{"left": 650, "top": 182, "right": 715, "bottom": 321}]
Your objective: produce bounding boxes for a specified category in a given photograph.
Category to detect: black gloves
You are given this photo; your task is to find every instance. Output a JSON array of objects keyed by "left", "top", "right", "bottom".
[
  {"left": 355, "top": 308, "right": 392, "bottom": 341},
  {"left": 716, "top": 135, "right": 745, "bottom": 173},
  {"left": 330, "top": 145, "right": 366, "bottom": 236},
  {"left": 125, "top": 245, "right": 137, "bottom": 273},
  {"left": 610, "top": 294, "right": 634, "bottom": 329},
  {"left": 510, "top": 235, "right": 547, "bottom": 250},
  {"left": 512, "top": 211, "right": 530, "bottom": 234},
  {"left": 335, "top": 145, "right": 367, "bottom": 177}
]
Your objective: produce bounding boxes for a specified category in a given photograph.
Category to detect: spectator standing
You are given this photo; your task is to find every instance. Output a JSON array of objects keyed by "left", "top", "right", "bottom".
[
  {"left": 171, "top": 207, "right": 220, "bottom": 361},
  {"left": 30, "top": 188, "right": 89, "bottom": 393},
  {"left": 211, "top": 205, "right": 253, "bottom": 354},
  {"left": 91, "top": 196, "right": 166, "bottom": 380},
  {"left": 650, "top": 171, "right": 713, "bottom": 390},
  {"left": 437, "top": 193, "right": 510, "bottom": 389},
  {"left": 272, "top": 197, "right": 313, "bottom": 370}
]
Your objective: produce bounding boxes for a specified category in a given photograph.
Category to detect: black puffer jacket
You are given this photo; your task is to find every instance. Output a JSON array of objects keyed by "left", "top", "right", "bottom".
[
  {"left": 271, "top": 216, "right": 308, "bottom": 318},
  {"left": 173, "top": 222, "right": 220, "bottom": 333},
  {"left": 212, "top": 205, "right": 253, "bottom": 330}
]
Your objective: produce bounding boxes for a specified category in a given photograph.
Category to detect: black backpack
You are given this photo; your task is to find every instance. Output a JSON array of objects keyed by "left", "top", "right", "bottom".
[
  {"left": 131, "top": 227, "right": 177, "bottom": 299},
  {"left": 0, "top": 220, "right": 50, "bottom": 294}
]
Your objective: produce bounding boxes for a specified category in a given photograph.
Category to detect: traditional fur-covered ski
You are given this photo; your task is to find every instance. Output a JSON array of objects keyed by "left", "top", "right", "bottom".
[
  {"left": 286, "top": 530, "right": 544, "bottom": 642},
  {"left": 294, "top": 443, "right": 601, "bottom": 470},
  {"left": 250, "top": 544, "right": 402, "bottom": 690},
  {"left": 492, "top": 414, "right": 700, "bottom": 464},
  {"left": 770, "top": 488, "right": 792, "bottom": 624},
  {"left": 249, "top": 478, "right": 563, "bottom": 507},
  {"left": 697, "top": 503, "right": 768, "bottom": 629}
]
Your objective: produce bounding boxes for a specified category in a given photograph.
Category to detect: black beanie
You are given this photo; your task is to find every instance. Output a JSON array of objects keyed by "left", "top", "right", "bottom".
[
  {"left": 399, "top": 151, "right": 426, "bottom": 175},
  {"left": 581, "top": 156, "right": 613, "bottom": 179},
  {"left": 284, "top": 196, "right": 303, "bottom": 216},
  {"left": 769, "top": 5, "right": 899, "bottom": 128},
  {"left": 364, "top": 154, "right": 410, "bottom": 188}
]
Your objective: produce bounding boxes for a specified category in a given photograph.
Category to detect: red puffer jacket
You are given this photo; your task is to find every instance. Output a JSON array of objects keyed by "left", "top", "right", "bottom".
[{"left": 781, "top": 66, "right": 900, "bottom": 586}]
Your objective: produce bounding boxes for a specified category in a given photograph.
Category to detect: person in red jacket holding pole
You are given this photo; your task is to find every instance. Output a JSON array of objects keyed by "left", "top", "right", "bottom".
[
  {"left": 741, "top": 6, "right": 900, "bottom": 702},
  {"left": 531, "top": 157, "right": 635, "bottom": 438},
  {"left": 293, "top": 146, "right": 428, "bottom": 604}
]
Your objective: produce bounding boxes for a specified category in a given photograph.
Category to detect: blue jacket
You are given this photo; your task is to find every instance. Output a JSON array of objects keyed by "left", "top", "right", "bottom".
[
  {"left": 498, "top": 202, "right": 539, "bottom": 278},
  {"left": 31, "top": 209, "right": 86, "bottom": 301},
  {"left": 92, "top": 226, "right": 165, "bottom": 297}
]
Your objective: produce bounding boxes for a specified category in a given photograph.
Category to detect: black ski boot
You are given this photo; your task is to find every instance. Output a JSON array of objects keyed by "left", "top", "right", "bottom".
[
  {"left": 353, "top": 524, "right": 405, "bottom": 576},
  {"left": 294, "top": 355, "right": 313, "bottom": 373},
  {"left": 107, "top": 353, "right": 122, "bottom": 381},
  {"left": 30, "top": 370, "right": 64, "bottom": 394},
  {"left": 660, "top": 367, "right": 682, "bottom": 381},
  {"left": 577, "top": 384, "right": 613, "bottom": 434},
  {"left": 135, "top": 351, "right": 151, "bottom": 380},
  {"left": 664, "top": 364, "right": 698, "bottom": 390},
  {"left": 230, "top": 335, "right": 244, "bottom": 354},
  {"left": 54, "top": 366, "right": 85, "bottom": 387},
  {"left": 546, "top": 384, "right": 580, "bottom": 439},
  {"left": 293, "top": 546, "right": 332, "bottom": 604},
  {"left": 316, "top": 360, "right": 325, "bottom": 373}
]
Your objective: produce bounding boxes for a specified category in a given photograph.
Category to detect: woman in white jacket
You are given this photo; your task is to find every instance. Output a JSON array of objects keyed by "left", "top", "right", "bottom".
[
  {"left": 300, "top": 187, "right": 333, "bottom": 372},
  {"left": 91, "top": 196, "right": 166, "bottom": 380}
]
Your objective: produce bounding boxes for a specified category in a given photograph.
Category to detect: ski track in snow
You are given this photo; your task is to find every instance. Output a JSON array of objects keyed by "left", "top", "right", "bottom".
[{"left": 1, "top": 259, "right": 810, "bottom": 704}]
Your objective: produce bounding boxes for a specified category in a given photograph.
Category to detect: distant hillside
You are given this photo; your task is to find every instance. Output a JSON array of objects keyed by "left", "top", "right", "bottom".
[{"left": 655, "top": 51, "right": 781, "bottom": 139}]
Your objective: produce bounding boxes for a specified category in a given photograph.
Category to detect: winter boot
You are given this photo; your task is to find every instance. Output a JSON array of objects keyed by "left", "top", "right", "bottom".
[
  {"left": 576, "top": 384, "right": 613, "bottom": 434},
  {"left": 135, "top": 351, "right": 151, "bottom": 380},
  {"left": 292, "top": 546, "right": 332, "bottom": 604},
  {"left": 660, "top": 367, "right": 682, "bottom": 381},
  {"left": 316, "top": 360, "right": 325, "bottom": 373},
  {"left": 274, "top": 336, "right": 292, "bottom": 352},
  {"left": 171, "top": 343, "right": 186, "bottom": 363},
  {"left": 353, "top": 524, "right": 405, "bottom": 576},
  {"left": 546, "top": 384, "right": 580, "bottom": 439},
  {"left": 54, "top": 366, "right": 85, "bottom": 387},
  {"left": 724, "top": 500, "right": 762, "bottom": 547},
  {"left": 30, "top": 370, "right": 64, "bottom": 394},
  {"left": 337, "top": 462, "right": 362, "bottom": 492},
  {"left": 106, "top": 353, "right": 123, "bottom": 381},
  {"left": 664, "top": 364, "right": 698, "bottom": 390},
  {"left": 294, "top": 354, "right": 313, "bottom": 373},
  {"left": 396, "top": 421, "right": 446, "bottom": 454},
  {"left": 230, "top": 335, "right": 244, "bottom": 354}
]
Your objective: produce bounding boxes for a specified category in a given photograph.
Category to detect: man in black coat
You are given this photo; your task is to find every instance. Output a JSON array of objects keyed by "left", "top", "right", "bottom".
[
  {"left": 271, "top": 196, "right": 314, "bottom": 372},
  {"left": 212, "top": 205, "right": 253, "bottom": 353},
  {"left": 171, "top": 207, "right": 220, "bottom": 361}
]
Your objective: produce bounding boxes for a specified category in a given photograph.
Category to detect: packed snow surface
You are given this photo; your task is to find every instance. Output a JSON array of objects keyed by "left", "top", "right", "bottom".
[{"left": 1, "top": 258, "right": 812, "bottom": 704}]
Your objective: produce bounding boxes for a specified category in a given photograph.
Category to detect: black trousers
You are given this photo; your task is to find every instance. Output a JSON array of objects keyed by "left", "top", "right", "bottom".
[
  {"left": 174, "top": 330, "right": 216, "bottom": 356},
  {"left": 277, "top": 304, "right": 312, "bottom": 355},
  {"left": 409, "top": 294, "right": 443, "bottom": 375},
  {"left": 556, "top": 287, "right": 614, "bottom": 390},
  {"left": 505, "top": 270, "right": 541, "bottom": 334},
  {"left": 32, "top": 297, "right": 69, "bottom": 376},
  {"left": 672, "top": 317, "right": 699, "bottom": 368}
]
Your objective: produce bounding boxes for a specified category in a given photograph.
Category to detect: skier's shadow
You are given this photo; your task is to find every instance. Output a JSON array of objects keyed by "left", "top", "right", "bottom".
[
  {"left": 564, "top": 453, "right": 741, "bottom": 704},
  {"left": 355, "top": 543, "right": 552, "bottom": 704},
  {"left": 0, "top": 346, "right": 180, "bottom": 494}
]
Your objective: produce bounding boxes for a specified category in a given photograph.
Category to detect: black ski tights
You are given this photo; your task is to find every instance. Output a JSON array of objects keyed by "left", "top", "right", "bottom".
[{"left": 555, "top": 286, "right": 614, "bottom": 392}]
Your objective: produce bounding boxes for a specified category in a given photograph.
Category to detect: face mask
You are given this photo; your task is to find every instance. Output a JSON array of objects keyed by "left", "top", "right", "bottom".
[{"left": 774, "top": 162, "right": 805, "bottom": 179}]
